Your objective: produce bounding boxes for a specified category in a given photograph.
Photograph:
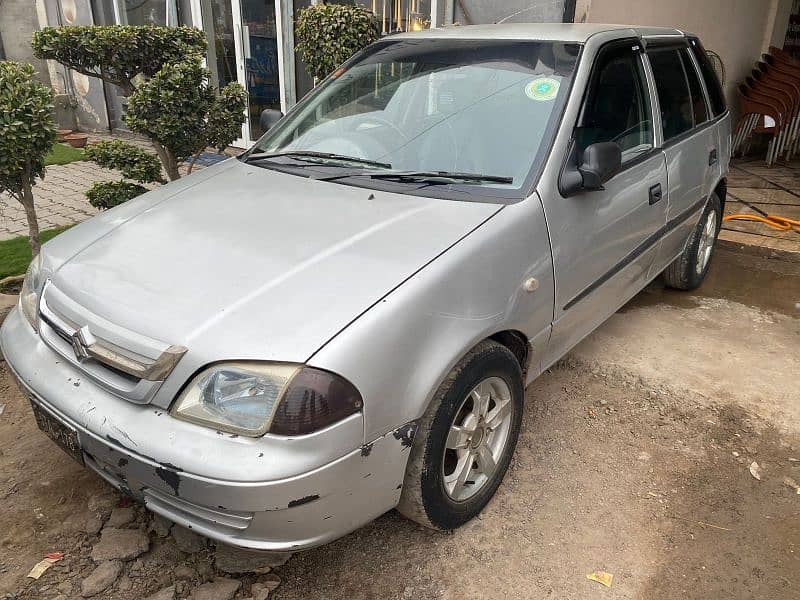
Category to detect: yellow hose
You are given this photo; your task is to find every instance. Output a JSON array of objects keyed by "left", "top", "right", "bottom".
[{"left": 723, "top": 213, "right": 800, "bottom": 232}]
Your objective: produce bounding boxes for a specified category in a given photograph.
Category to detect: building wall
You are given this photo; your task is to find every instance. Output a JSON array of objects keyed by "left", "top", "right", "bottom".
[
  {"left": 38, "top": 0, "right": 111, "bottom": 131},
  {"left": 454, "top": 0, "right": 567, "bottom": 25},
  {"left": 0, "top": 0, "right": 51, "bottom": 84},
  {"left": 574, "top": 0, "right": 793, "bottom": 116}
]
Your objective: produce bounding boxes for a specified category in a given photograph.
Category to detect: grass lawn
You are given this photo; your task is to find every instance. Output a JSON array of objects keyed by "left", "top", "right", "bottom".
[
  {"left": 0, "top": 226, "right": 71, "bottom": 281},
  {"left": 44, "top": 142, "right": 85, "bottom": 166}
]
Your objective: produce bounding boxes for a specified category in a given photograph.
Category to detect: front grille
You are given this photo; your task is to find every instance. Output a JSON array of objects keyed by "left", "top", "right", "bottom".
[{"left": 37, "top": 281, "right": 186, "bottom": 403}]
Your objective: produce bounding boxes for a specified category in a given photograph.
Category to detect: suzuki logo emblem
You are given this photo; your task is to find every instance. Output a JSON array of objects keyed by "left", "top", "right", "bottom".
[{"left": 70, "top": 326, "right": 94, "bottom": 362}]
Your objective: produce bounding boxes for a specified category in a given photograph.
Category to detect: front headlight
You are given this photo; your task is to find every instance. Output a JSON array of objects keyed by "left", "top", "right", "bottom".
[
  {"left": 171, "top": 362, "right": 363, "bottom": 437},
  {"left": 20, "top": 254, "right": 43, "bottom": 331}
]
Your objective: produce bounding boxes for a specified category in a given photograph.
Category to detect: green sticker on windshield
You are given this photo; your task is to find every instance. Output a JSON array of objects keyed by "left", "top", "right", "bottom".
[{"left": 525, "top": 77, "right": 559, "bottom": 101}]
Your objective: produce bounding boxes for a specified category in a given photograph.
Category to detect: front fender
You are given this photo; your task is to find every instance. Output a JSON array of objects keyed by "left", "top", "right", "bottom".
[{"left": 308, "top": 194, "right": 554, "bottom": 442}]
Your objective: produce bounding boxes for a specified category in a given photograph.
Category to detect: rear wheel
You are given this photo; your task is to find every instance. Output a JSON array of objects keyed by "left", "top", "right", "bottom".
[
  {"left": 663, "top": 192, "right": 721, "bottom": 290},
  {"left": 397, "top": 341, "right": 523, "bottom": 530}
]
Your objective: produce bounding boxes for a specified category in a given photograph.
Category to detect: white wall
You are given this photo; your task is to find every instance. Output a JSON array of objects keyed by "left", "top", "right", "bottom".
[{"left": 574, "top": 0, "right": 794, "bottom": 116}]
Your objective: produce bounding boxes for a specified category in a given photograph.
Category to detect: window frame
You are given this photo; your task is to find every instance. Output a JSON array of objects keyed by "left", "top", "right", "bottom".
[
  {"left": 574, "top": 37, "right": 657, "bottom": 167},
  {"left": 645, "top": 43, "right": 699, "bottom": 143},
  {"left": 643, "top": 38, "right": 727, "bottom": 149}
]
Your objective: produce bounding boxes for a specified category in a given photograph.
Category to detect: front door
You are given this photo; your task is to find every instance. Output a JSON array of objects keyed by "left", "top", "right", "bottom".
[
  {"left": 543, "top": 39, "right": 669, "bottom": 366},
  {"left": 200, "top": 0, "right": 285, "bottom": 145}
]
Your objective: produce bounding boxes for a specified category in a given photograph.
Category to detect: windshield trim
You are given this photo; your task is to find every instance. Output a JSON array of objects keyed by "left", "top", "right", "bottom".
[{"left": 240, "top": 38, "right": 584, "bottom": 204}]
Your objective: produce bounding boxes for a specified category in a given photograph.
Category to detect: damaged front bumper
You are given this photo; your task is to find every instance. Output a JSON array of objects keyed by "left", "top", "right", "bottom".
[{"left": 1, "top": 307, "right": 414, "bottom": 551}]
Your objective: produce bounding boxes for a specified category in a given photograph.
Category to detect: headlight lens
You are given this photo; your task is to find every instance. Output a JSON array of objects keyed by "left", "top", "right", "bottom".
[
  {"left": 20, "top": 255, "right": 43, "bottom": 331},
  {"left": 171, "top": 362, "right": 363, "bottom": 437}
]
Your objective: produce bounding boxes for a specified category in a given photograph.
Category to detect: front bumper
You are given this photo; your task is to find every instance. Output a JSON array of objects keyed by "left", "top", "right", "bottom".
[{"left": 1, "top": 307, "right": 413, "bottom": 551}]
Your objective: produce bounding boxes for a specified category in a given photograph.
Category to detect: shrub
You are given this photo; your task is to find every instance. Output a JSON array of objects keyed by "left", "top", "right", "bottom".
[
  {"left": 85, "top": 140, "right": 165, "bottom": 184},
  {"left": 0, "top": 61, "right": 56, "bottom": 256},
  {"left": 295, "top": 3, "right": 380, "bottom": 81},
  {"left": 33, "top": 25, "right": 245, "bottom": 185},
  {"left": 86, "top": 181, "right": 149, "bottom": 210}
]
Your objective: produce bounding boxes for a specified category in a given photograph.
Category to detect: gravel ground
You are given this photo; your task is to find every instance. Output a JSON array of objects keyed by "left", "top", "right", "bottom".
[{"left": 0, "top": 250, "right": 797, "bottom": 599}]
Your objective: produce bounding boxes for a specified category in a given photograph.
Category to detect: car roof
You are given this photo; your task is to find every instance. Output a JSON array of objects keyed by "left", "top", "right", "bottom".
[{"left": 392, "top": 23, "right": 685, "bottom": 44}]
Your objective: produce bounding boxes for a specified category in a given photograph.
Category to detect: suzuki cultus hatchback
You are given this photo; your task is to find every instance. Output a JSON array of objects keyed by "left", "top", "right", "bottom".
[{"left": 3, "top": 24, "right": 730, "bottom": 550}]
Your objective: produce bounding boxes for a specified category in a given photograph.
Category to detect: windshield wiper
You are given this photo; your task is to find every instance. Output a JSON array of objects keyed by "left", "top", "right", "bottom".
[
  {"left": 316, "top": 170, "right": 513, "bottom": 185},
  {"left": 243, "top": 150, "right": 391, "bottom": 169}
]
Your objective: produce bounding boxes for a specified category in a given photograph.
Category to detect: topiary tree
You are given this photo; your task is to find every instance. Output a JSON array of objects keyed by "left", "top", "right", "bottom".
[
  {"left": 84, "top": 139, "right": 164, "bottom": 209},
  {"left": 0, "top": 62, "right": 56, "bottom": 256},
  {"left": 32, "top": 25, "right": 206, "bottom": 95},
  {"left": 295, "top": 3, "right": 380, "bottom": 81},
  {"left": 125, "top": 58, "right": 247, "bottom": 179},
  {"left": 33, "top": 25, "right": 246, "bottom": 183}
]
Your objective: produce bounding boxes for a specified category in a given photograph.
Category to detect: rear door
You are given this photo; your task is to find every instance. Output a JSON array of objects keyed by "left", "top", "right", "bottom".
[
  {"left": 646, "top": 41, "right": 720, "bottom": 270},
  {"left": 543, "top": 39, "right": 669, "bottom": 365}
]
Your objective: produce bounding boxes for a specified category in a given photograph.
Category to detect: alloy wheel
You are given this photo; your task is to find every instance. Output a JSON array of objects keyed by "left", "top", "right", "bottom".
[
  {"left": 696, "top": 209, "right": 717, "bottom": 275},
  {"left": 442, "top": 377, "right": 514, "bottom": 501}
]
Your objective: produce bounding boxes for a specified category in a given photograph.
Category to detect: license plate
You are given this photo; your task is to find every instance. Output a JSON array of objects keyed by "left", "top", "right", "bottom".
[{"left": 29, "top": 399, "right": 84, "bottom": 466}]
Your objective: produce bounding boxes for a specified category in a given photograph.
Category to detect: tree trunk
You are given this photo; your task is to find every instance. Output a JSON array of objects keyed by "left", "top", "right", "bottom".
[
  {"left": 151, "top": 141, "right": 181, "bottom": 181},
  {"left": 20, "top": 177, "right": 41, "bottom": 257},
  {"left": 187, "top": 149, "right": 203, "bottom": 174}
]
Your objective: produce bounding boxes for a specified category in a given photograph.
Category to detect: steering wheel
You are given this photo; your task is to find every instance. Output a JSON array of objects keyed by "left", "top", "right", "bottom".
[{"left": 358, "top": 116, "right": 409, "bottom": 142}]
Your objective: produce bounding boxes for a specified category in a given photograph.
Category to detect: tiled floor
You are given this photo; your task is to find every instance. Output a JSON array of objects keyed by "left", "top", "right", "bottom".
[{"left": 723, "top": 159, "right": 800, "bottom": 258}]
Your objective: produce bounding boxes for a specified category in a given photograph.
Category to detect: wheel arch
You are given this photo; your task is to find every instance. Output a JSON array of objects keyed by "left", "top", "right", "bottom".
[{"left": 488, "top": 329, "right": 531, "bottom": 380}]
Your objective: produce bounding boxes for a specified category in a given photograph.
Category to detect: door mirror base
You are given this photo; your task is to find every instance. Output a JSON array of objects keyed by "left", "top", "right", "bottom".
[{"left": 260, "top": 109, "right": 284, "bottom": 134}]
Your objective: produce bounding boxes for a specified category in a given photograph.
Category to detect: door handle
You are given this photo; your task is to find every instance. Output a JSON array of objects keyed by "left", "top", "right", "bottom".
[
  {"left": 708, "top": 149, "right": 718, "bottom": 166},
  {"left": 648, "top": 183, "right": 663, "bottom": 205}
]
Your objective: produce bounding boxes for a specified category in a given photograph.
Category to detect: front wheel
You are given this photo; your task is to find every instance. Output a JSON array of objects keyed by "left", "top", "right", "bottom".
[
  {"left": 397, "top": 341, "right": 524, "bottom": 530},
  {"left": 663, "top": 192, "right": 721, "bottom": 290}
]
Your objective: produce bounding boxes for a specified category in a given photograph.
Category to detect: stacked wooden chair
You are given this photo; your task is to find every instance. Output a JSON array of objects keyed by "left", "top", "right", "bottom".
[{"left": 734, "top": 46, "right": 800, "bottom": 165}]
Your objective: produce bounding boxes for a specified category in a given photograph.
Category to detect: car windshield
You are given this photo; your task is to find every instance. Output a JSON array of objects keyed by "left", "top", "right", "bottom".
[{"left": 250, "top": 38, "right": 580, "bottom": 198}]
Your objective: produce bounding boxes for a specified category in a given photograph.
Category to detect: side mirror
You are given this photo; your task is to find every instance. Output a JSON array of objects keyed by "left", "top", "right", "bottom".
[
  {"left": 579, "top": 142, "right": 622, "bottom": 190},
  {"left": 559, "top": 141, "right": 622, "bottom": 196},
  {"left": 260, "top": 108, "right": 284, "bottom": 133}
]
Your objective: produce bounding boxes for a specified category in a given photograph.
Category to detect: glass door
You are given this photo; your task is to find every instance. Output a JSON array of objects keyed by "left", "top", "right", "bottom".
[
  {"left": 238, "top": 0, "right": 282, "bottom": 139},
  {"left": 200, "top": 0, "right": 283, "bottom": 145}
]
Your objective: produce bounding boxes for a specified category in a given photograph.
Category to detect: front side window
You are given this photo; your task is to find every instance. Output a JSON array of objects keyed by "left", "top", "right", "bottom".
[
  {"left": 576, "top": 43, "right": 654, "bottom": 165},
  {"left": 648, "top": 47, "right": 696, "bottom": 142},
  {"left": 251, "top": 39, "right": 580, "bottom": 198}
]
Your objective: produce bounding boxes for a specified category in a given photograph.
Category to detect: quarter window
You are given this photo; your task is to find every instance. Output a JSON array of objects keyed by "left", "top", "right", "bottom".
[
  {"left": 576, "top": 43, "right": 654, "bottom": 165},
  {"left": 689, "top": 38, "right": 726, "bottom": 117},
  {"left": 648, "top": 47, "right": 698, "bottom": 141}
]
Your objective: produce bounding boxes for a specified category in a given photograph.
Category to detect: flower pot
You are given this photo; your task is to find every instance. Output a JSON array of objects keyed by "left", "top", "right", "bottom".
[
  {"left": 56, "top": 128, "right": 73, "bottom": 142},
  {"left": 64, "top": 133, "right": 88, "bottom": 148}
]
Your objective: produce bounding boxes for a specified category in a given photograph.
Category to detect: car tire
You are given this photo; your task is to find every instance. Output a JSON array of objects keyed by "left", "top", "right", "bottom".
[
  {"left": 663, "top": 192, "right": 722, "bottom": 291},
  {"left": 397, "top": 340, "right": 524, "bottom": 530}
]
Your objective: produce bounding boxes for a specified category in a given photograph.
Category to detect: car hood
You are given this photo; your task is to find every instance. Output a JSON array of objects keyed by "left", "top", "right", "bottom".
[{"left": 49, "top": 160, "right": 501, "bottom": 364}]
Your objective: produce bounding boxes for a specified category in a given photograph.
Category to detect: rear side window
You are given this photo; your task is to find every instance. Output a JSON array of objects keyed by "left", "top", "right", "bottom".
[
  {"left": 680, "top": 48, "right": 709, "bottom": 126},
  {"left": 689, "top": 37, "right": 726, "bottom": 116},
  {"left": 648, "top": 47, "right": 694, "bottom": 141}
]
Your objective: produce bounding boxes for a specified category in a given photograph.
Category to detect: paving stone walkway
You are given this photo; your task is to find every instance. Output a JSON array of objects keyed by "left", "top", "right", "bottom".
[{"left": 0, "top": 134, "right": 209, "bottom": 241}]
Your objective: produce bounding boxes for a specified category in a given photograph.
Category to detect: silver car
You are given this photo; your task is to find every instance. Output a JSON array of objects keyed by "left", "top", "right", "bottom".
[{"left": 2, "top": 23, "right": 730, "bottom": 551}]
